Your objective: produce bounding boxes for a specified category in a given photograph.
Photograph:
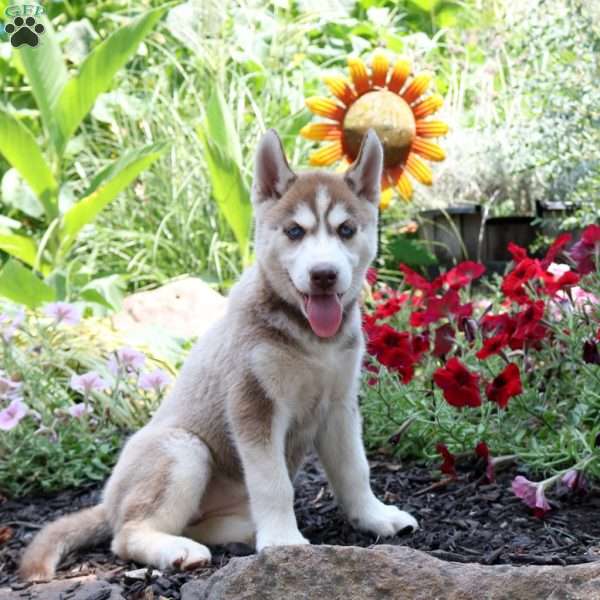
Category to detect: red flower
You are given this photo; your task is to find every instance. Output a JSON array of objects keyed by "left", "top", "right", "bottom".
[
  {"left": 475, "top": 441, "right": 495, "bottom": 483},
  {"left": 433, "top": 323, "right": 455, "bottom": 358},
  {"left": 373, "top": 292, "right": 409, "bottom": 320},
  {"left": 514, "top": 301, "right": 545, "bottom": 340},
  {"left": 410, "top": 289, "right": 472, "bottom": 328},
  {"left": 541, "top": 233, "right": 572, "bottom": 269},
  {"left": 399, "top": 264, "right": 434, "bottom": 295},
  {"left": 411, "top": 332, "right": 430, "bottom": 359},
  {"left": 366, "top": 324, "right": 416, "bottom": 383},
  {"left": 543, "top": 270, "right": 580, "bottom": 296},
  {"left": 476, "top": 333, "right": 509, "bottom": 360},
  {"left": 366, "top": 267, "right": 378, "bottom": 285},
  {"left": 443, "top": 261, "right": 486, "bottom": 290},
  {"left": 583, "top": 340, "right": 600, "bottom": 365},
  {"left": 501, "top": 258, "right": 539, "bottom": 304},
  {"left": 436, "top": 443, "right": 457, "bottom": 477},
  {"left": 570, "top": 224, "right": 600, "bottom": 274},
  {"left": 481, "top": 313, "right": 516, "bottom": 337},
  {"left": 433, "top": 357, "right": 481, "bottom": 408},
  {"left": 486, "top": 363, "right": 523, "bottom": 409},
  {"left": 508, "top": 242, "right": 528, "bottom": 263}
]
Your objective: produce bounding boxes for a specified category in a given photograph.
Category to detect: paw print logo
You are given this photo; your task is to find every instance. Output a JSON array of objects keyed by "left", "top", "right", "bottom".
[{"left": 5, "top": 16, "right": 45, "bottom": 48}]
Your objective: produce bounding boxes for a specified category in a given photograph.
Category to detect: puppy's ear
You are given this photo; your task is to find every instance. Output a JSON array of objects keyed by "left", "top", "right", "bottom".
[
  {"left": 344, "top": 129, "right": 383, "bottom": 204},
  {"left": 252, "top": 129, "right": 296, "bottom": 202}
]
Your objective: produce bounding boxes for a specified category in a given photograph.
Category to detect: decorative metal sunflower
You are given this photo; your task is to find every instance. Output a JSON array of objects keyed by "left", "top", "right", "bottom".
[{"left": 301, "top": 53, "right": 448, "bottom": 207}]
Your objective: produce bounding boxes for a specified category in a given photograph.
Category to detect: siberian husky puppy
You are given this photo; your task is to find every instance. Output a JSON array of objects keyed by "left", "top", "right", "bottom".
[{"left": 20, "top": 129, "right": 418, "bottom": 580}]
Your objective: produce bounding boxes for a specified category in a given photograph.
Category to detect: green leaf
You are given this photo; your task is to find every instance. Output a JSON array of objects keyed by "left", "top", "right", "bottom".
[
  {"left": 19, "top": 18, "right": 68, "bottom": 151},
  {"left": 205, "top": 87, "right": 243, "bottom": 165},
  {"left": 198, "top": 128, "right": 252, "bottom": 262},
  {"left": 0, "top": 259, "right": 55, "bottom": 308},
  {"left": 408, "top": 0, "right": 441, "bottom": 11},
  {"left": 388, "top": 237, "right": 437, "bottom": 267},
  {"left": 0, "top": 233, "right": 46, "bottom": 272},
  {"left": 59, "top": 142, "right": 167, "bottom": 255},
  {"left": 0, "top": 110, "right": 58, "bottom": 218},
  {"left": 54, "top": 7, "right": 166, "bottom": 153}
]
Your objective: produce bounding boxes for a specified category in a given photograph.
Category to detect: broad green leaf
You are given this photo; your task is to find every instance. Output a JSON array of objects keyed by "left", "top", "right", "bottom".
[
  {"left": 54, "top": 7, "right": 166, "bottom": 153},
  {"left": 199, "top": 128, "right": 252, "bottom": 262},
  {"left": 205, "top": 87, "right": 243, "bottom": 165},
  {"left": 0, "top": 259, "right": 55, "bottom": 308},
  {"left": 408, "top": 0, "right": 440, "bottom": 11},
  {"left": 0, "top": 233, "right": 46, "bottom": 272},
  {"left": 0, "top": 110, "right": 58, "bottom": 218},
  {"left": 388, "top": 237, "right": 437, "bottom": 267},
  {"left": 19, "top": 18, "right": 68, "bottom": 151},
  {"left": 59, "top": 142, "right": 167, "bottom": 255}
]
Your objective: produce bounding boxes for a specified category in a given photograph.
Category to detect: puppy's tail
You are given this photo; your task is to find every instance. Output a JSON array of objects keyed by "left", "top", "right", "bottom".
[{"left": 20, "top": 504, "right": 110, "bottom": 581}]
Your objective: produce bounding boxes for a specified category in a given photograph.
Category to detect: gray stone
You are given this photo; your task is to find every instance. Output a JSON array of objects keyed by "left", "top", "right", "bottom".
[
  {"left": 112, "top": 277, "right": 227, "bottom": 340},
  {"left": 180, "top": 545, "right": 600, "bottom": 600},
  {"left": 0, "top": 577, "right": 124, "bottom": 600}
]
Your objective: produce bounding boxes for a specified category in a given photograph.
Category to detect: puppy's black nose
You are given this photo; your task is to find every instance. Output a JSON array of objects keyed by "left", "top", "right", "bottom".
[{"left": 310, "top": 266, "right": 338, "bottom": 291}]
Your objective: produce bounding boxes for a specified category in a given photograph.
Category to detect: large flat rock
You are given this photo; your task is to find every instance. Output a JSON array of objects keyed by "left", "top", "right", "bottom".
[
  {"left": 181, "top": 545, "right": 600, "bottom": 600},
  {"left": 0, "top": 577, "right": 124, "bottom": 600},
  {"left": 112, "top": 277, "right": 227, "bottom": 340}
]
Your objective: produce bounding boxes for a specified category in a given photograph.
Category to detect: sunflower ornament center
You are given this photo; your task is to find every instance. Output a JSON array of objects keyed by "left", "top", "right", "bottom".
[{"left": 343, "top": 90, "right": 416, "bottom": 168}]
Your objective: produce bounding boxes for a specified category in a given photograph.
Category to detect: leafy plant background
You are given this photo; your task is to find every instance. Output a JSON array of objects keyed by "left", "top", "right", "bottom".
[{"left": 0, "top": 0, "right": 598, "bottom": 495}]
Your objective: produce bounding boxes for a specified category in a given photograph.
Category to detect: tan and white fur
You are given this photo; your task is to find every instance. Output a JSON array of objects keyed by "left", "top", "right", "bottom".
[{"left": 20, "top": 129, "right": 418, "bottom": 581}]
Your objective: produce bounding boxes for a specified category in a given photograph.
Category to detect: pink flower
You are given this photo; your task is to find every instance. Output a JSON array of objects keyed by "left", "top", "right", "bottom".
[
  {"left": 0, "top": 375, "right": 21, "bottom": 400},
  {"left": 108, "top": 347, "right": 146, "bottom": 376},
  {"left": 70, "top": 372, "right": 107, "bottom": 394},
  {"left": 68, "top": 403, "right": 92, "bottom": 419},
  {"left": 43, "top": 302, "right": 81, "bottom": 326},
  {"left": 561, "top": 469, "right": 589, "bottom": 493},
  {"left": 0, "top": 398, "right": 28, "bottom": 431},
  {"left": 0, "top": 307, "right": 25, "bottom": 342},
  {"left": 511, "top": 475, "right": 551, "bottom": 517},
  {"left": 139, "top": 369, "right": 172, "bottom": 393}
]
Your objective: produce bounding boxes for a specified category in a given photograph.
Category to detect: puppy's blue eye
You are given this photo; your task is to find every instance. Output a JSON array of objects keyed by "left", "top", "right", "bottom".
[
  {"left": 338, "top": 223, "right": 356, "bottom": 239},
  {"left": 285, "top": 225, "right": 305, "bottom": 241}
]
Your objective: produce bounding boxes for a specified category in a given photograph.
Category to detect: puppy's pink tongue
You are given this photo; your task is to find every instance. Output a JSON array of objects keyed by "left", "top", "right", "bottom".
[{"left": 306, "top": 294, "right": 342, "bottom": 338}]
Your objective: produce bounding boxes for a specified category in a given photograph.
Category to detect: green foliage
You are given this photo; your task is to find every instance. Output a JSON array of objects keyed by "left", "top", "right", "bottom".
[{"left": 0, "top": 7, "right": 167, "bottom": 309}]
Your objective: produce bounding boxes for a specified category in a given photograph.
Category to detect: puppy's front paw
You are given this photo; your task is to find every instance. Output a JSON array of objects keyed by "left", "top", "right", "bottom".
[
  {"left": 351, "top": 501, "right": 419, "bottom": 538},
  {"left": 256, "top": 528, "right": 309, "bottom": 551}
]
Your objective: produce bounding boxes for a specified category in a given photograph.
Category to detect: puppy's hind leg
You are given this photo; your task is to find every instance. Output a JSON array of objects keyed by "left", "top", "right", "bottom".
[{"left": 109, "top": 428, "right": 213, "bottom": 571}]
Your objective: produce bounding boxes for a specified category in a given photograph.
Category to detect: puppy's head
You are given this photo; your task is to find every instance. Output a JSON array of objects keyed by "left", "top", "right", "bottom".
[{"left": 252, "top": 129, "right": 382, "bottom": 338}]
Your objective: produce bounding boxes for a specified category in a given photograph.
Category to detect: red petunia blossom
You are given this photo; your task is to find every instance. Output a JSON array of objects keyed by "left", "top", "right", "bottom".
[
  {"left": 436, "top": 443, "right": 457, "bottom": 477},
  {"left": 366, "top": 267, "right": 378, "bottom": 286},
  {"left": 513, "top": 300, "right": 546, "bottom": 340},
  {"left": 443, "top": 261, "right": 486, "bottom": 290},
  {"left": 561, "top": 469, "right": 589, "bottom": 494},
  {"left": 433, "top": 357, "right": 481, "bottom": 408},
  {"left": 373, "top": 292, "right": 409, "bottom": 320},
  {"left": 475, "top": 441, "right": 495, "bottom": 483},
  {"left": 399, "top": 264, "right": 435, "bottom": 295},
  {"left": 501, "top": 258, "right": 540, "bottom": 304},
  {"left": 366, "top": 324, "right": 416, "bottom": 383},
  {"left": 410, "top": 289, "right": 473, "bottom": 328},
  {"left": 411, "top": 332, "right": 430, "bottom": 359},
  {"left": 476, "top": 333, "right": 509, "bottom": 360},
  {"left": 486, "top": 363, "right": 523, "bottom": 409},
  {"left": 541, "top": 233, "right": 572, "bottom": 269},
  {"left": 508, "top": 242, "right": 528, "bottom": 263},
  {"left": 542, "top": 270, "right": 580, "bottom": 296},
  {"left": 433, "top": 323, "right": 455, "bottom": 357},
  {"left": 570, "top": 224, "right": 600, "bottom": 275},
  {"left": 583, "top": 340, "right": 600, "bottom": 365},
  {"left": 481, "top": 313, "right": 516, "bottom": 337}
]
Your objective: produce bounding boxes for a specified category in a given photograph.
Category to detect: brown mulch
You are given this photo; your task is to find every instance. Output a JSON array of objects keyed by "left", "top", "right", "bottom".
[{"left": 2, "top": 456, "right": 600, "bottom": 598}]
